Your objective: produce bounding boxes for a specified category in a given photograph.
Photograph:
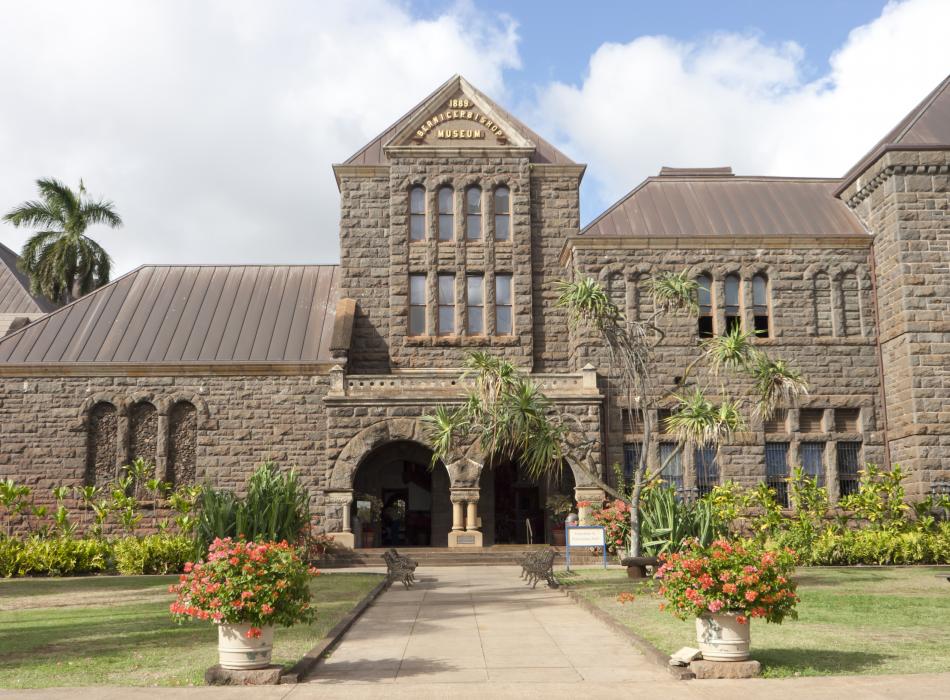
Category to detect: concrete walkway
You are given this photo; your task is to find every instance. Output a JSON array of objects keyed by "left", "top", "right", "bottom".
[{"left": 304, "top": 565, "right": 669, "bottom": 686}]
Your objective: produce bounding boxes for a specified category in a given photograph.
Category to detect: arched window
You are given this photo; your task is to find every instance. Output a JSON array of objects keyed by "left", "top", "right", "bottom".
[
  {"left": 438, "top": 186, "right": 454, "bottom": 241},
  {"left": 86, "top": 402, "right": 117, "bottom": 486},
  {"left": 129, "top": 401, "right": 158, "bottom": 466},
  {"left": 409, "top": 186, "right": 425, "bottom": 242},
  {"left": 841, "top": 272, "right": 860, "bottom": 336},
  {"left": 168, "top": 401, "right": 197, "bottom": 486},
  {"left": 494, "top": 186, "right": 510, "bottom": 241},
  {"left": 696, "top": 273, "right": 713, "bottom": 338},
  {"left": 724, "top": 274, "right": 741, "bottom": 334},
  {"left": 465, "top": 186, "right": 481, "bottom": 240},
  {"left": 814, "top": 272, "right": 833, "bottom": 336},
  {"left": 752, "top": 273, "right": 770, "bottom": 337}
]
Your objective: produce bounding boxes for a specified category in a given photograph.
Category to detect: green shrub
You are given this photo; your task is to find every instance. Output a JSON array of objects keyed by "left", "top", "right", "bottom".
[
  {"left": 195, "top": 463, "right": 310, "bottom": 551},
  {"left": 1, "top": 537, "right": 112, "bottom": 577},
  {"left": 113, "top": 535, "right": 195, "bottom": 575},
  {"left": 772, "top": 527, "right": 950, "bottom": 566},
  {"left": 639, "top": 485, "right": 724, "bottom": 555}
]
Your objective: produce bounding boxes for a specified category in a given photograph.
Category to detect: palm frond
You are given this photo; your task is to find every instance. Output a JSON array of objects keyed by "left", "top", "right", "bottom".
[
  {"left": 555, "top": 278, "right": 623, "bottom": 330},
  {"left": 750, "top": 354, "right": 809, "bottom": 421},
  {"left": 79, "top": 201, "right": 123, "bottom": 228},
  {"left": 648, "top": 270, "right": 698, "bottom": 316},
  {"left": 702, "top": 324, "right": 760, "bottom": 373},
  {"left": 666, "top": 388, "right": 747, "bottom": 447}
]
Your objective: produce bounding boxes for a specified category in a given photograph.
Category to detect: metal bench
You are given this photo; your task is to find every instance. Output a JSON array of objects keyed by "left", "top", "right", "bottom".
[
  {"left": 383, "top": 548, "right": 417, "bottom": 589},
  {"left": 520, "top": 548, "right": 558, "bottom": 589}
]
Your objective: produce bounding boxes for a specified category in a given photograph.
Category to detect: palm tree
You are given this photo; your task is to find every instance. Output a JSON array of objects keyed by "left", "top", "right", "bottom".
[{"left": 3, "top": 178, "right": 122, "bottom": 305}]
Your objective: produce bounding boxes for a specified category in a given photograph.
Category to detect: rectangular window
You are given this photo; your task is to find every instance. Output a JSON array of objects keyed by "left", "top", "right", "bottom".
[
  {"left": 799, "top": 408, "right": 824, "bottom": 433},
  {"left": 438, "top": 186, "right": 454, "bottom": 241},
  {"left": 765, "top": 442, "right": 790, "bottom": 507},
  {"left": 764, "top": 409, "right": 788, "bottom": 434},
  {"left": 494, "top": 186, "right": 510, "bottom": 241},
  {"left": 800, "top": 441, "right": 825, "bottom": 486},
  {"left": 694, "top": 446, "right": 719, "bottom": 497},
  {"left": 657, "top": 409, "right": 672, "bottom": 434},
  {"left": 437, "top": 274, "right": 455, "bottom": 335},
  {"left": 623, "top": 442, "right": 643, "bottom": 482},
  {"left": 724, "top": 274, "right": 741, "bottom": 335},
  {"left": 465, "top": 187, "right": 481, "bottom": 241},
  {"left": 752, "top": 274, "right": 770, "bottom": 338},
  {"left": 697, "top": 274, "right": 713, "bottom": 338},
  {"left": 409, "top": 274, "right": 426, "bottom": 336},
  {"left": 835, "top": 408, "right": 861, "bottom": 433},
  {"left": 658, "top": 443, "right": 684, "bottom": 493},
  {"left": 409, "top": 186, "right": 425, "bottom": 242},
  {"left": 837, "top": 441, "right": 862, "bottom": 497},
  {"left": 495, "top": 274, "right": 512, "bottom": 334},
  {"left": 466, "top": 275, "right": 484, "bottom": 335}
]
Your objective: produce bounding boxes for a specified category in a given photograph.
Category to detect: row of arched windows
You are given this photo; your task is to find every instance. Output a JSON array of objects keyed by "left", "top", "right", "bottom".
[
  {"left": 85, "top": 400, "right": 197, "bottom": 487},
  {"left": 409, "top": 184, "right": 510, "bottom": 242}
]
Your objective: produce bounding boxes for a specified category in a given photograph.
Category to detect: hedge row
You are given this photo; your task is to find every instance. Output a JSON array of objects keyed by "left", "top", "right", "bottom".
[{"left": 0, "top": 535, "right": 194, "bottom": 577}]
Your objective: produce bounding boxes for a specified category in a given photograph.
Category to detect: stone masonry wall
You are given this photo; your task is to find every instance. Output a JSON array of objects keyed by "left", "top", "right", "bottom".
[
  {"left": 843, "top": 150, "right": 950, "bottom": 495},
  {"left": 569, "top": 242, "right": 887, "bottom": 495},
  {"left": 0, "top": 374, "right": 332, "bottom": 532}
]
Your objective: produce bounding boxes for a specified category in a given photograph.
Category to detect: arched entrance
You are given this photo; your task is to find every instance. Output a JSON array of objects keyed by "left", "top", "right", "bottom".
[
  {"left": 480, "top": 458, "right": 576, "bottom": 546},
  {"left": 351, "top": 440, "right": 451, "bottom": 547}
]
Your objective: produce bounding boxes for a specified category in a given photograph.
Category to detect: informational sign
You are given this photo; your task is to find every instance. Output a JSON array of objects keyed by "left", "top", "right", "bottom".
[{"left": 564, "top": 525, "right": 608, "bottom": 571}]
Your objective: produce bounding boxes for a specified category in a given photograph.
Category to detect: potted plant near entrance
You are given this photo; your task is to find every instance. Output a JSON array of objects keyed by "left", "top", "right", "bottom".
[
  {"left": 545, "top": 494, "right": 574, "bottom": 546},
  {"left": 170, "top": 538, "right": 318, "bottom": 669},
  {"left": 654, "top": 539, "right": 798, "bottom": 661}
]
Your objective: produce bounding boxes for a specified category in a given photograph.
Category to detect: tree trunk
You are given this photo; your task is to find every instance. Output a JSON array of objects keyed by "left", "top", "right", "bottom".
[{"left": 629, "top": 469, "right": 644, "bottom": 558}]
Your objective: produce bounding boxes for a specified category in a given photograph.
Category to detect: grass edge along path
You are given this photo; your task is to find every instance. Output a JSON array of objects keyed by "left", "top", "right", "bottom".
[
  {"left": 557, "top": 565, "right": 950, "bottom": 679},
  {"left": 0, "top": 571, "right": 385, "bottom": 688}
]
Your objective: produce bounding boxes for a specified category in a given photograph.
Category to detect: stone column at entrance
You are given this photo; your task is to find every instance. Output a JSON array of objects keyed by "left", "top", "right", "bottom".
[
  {"left": 326, "top": 490, "right": 355, "bottom": 549},
  {"left": 574, "top": 487, "right": 606, "bottom": 526},
  {"left": 448, "top": 488, "right": 483, "bottom": 547}
]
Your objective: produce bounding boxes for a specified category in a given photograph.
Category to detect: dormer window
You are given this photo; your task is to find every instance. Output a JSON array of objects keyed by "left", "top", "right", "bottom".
[
  {"left": 494, "top": 186, "right": 510, "bottom": 241},
  {"left": 466, "top": 187, "right": 482, "bottom": 240},
  {"left": 438, "top": 186, "right": 454, "bottom": 241},
  {"left": 409, "top": 186, "right": 425, "bottom": 242}
]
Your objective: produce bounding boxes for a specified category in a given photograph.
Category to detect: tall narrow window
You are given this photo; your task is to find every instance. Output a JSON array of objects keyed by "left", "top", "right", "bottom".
[
  {"left": 694, "top": 446, "right": 719, "bottom": 496},
  {"left": 724, "top": 274, "right": 741, "bottom": 334},
  {"left": 466, "top": 274, "right": 484, "bottom": 335},
  {"left": 409, "top": 274, "right": 426, "bottom": 336},
  {"left": 659, "top": 443, "right": 684, "bottom": 493},
  {"left": 697, "top": 273, "right": 713, "bottom": 337},
  {"left": 800, "top": 442, "right": 825, "bottom": 486},
  {"left": 494, "top": 186, "right": 510, "bottom": 241},
  {"left": 623, "top": 442, "right": 643, "bottom": 482},
  {"left": 465, "top": 187, "right": 481, "bottom": 240},
  {"left": 409, "top": 186, "right": 426, "bottom": 242},
  {"left": 495, "top": 274, "right": 513, "bottom": 334},
  {"left": 836, "top": 441, "right": 862, "bottom": 497},
  {"left": 86, "top": 402, "right": 117, "bottom": 487},
  {"left": 168, "top": 401, "right": 197, "bottom": 486},
  {"left": 438, "top": 186, "right": 454, "bottom": 241},
  {"left": 438, "top": 274, "right": 455, "bottom": 335},
  {"left": 765, "top": 442, "right": 790, "bottom": 507},
  {"left": 752, "top": 273, "right": 770, "bottom": 337}
]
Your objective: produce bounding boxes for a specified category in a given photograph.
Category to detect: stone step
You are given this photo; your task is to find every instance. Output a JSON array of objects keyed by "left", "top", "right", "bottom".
[{"left": 317, "top": 545, "right": 610, "bottom": 568}]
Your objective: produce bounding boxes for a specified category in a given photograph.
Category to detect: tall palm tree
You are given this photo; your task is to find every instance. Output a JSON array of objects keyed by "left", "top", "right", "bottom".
[{"left": 3, "top": 178, "right": 122, "bottom": 306}]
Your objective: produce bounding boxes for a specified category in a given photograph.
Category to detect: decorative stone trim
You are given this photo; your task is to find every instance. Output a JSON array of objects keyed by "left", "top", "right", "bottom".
[{"left": 843, "top": 161, "right": 950, "bottom": 208}]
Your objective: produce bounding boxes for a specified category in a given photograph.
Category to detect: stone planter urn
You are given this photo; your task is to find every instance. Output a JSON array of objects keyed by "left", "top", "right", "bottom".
[
  {"left": 217, "top": 624, "right": 275, "bottom": 669},
  {"left": 695, "top": 612, "right": 751, "bottom": 661}
]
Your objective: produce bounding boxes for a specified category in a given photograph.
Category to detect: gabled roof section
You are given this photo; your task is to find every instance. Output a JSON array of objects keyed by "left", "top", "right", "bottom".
[
  {"left": 0, "top": 264, "right": 341, "bottom": 365},
  {"left": 0, "top": 242, "right": 54, "bottom": 314},
  {"left": 837, "top": 73, "right": 950, "bottom": 195},
  {"left": 581, "top": 170, "right": 867, "bottom": 239},
  {"left": 343, "top": 74, "right": 575, "bottom": 166}
]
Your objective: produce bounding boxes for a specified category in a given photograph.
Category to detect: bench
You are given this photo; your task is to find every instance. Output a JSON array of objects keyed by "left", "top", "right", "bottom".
[
  {"left": 383, "top": 548, "right": 417, "bottom": 589},
  {"left": 520, "top": 548, "right": 558, "bottom": 589},
  {"left": 620, "top": 555, "right": 659, "bottom": 579}
]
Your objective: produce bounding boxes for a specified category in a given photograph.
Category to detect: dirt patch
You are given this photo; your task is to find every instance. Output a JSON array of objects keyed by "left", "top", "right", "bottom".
[{"left": 1, "top": 586, "right": 172, "bottom": 611}]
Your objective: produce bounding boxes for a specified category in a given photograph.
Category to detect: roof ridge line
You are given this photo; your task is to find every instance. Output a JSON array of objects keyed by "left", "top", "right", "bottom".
[{"left": 892, "top": 73, "right": 950, "bottom": 144}]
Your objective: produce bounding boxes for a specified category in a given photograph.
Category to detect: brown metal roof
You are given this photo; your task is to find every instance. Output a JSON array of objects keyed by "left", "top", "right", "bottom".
[
  {"left": 581, "top": 173, "right": 868, "bottom": 238},
  {"left": 344, "top": 75, "right": 575, "bottom": 166},
  {"left": 0, "top": 242, "right": 54, "bottom": 315},
  {"left": 838, "top": 73, "right": 950, "bottom": 194},
  {"left": 0, "top": 264, "right": 341, "bottom": 365}
]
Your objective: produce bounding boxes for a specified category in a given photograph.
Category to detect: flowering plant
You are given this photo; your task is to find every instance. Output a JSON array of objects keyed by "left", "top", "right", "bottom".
[
  {"left": 170, "top": 538, "right": 318, "bottom": 638},
  {"left": 590, "top": 499, "right": 631, "bottom": 553},
  {"left": 654, "top": 538, "right": 798, "bottom": 625}
]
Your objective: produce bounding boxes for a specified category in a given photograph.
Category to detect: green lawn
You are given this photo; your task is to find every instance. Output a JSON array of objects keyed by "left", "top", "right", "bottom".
[
  {"left": 0, "top": 572, "right": 384, "bottom": 687},
  {"left": 558, "top": 566, "right": 950, "bottom": 678}
]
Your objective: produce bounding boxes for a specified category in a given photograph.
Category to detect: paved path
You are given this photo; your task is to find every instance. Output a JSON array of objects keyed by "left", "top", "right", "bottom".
[{"left": 304, "top": 565, "right": 669, "bottom": 686}]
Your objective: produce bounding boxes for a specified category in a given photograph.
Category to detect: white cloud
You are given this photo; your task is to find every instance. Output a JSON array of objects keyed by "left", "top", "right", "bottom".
[
  {"left": 0, "top": 0, "right": 519, "bottom": 272},
  {"left": 532, "top": 0, "right": 950, "bottom": 217}
]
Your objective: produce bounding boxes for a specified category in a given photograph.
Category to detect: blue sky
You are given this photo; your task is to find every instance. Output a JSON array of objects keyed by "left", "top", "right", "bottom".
[{"left": 0, "top": 0, "right": 947, "bottom": 271}]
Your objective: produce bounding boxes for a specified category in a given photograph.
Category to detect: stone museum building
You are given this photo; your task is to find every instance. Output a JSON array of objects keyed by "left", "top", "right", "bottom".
[{"left": 0, "top": 74, "right": 947, "bottom": 548}]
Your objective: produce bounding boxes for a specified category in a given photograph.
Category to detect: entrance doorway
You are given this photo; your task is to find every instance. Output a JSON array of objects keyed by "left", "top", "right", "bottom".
[
  {"left": 352, "top": 441, "right": 450, "bottom": 547},
  {"left": 484, "top": 458, "right": 576, "bottom": 545}
]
